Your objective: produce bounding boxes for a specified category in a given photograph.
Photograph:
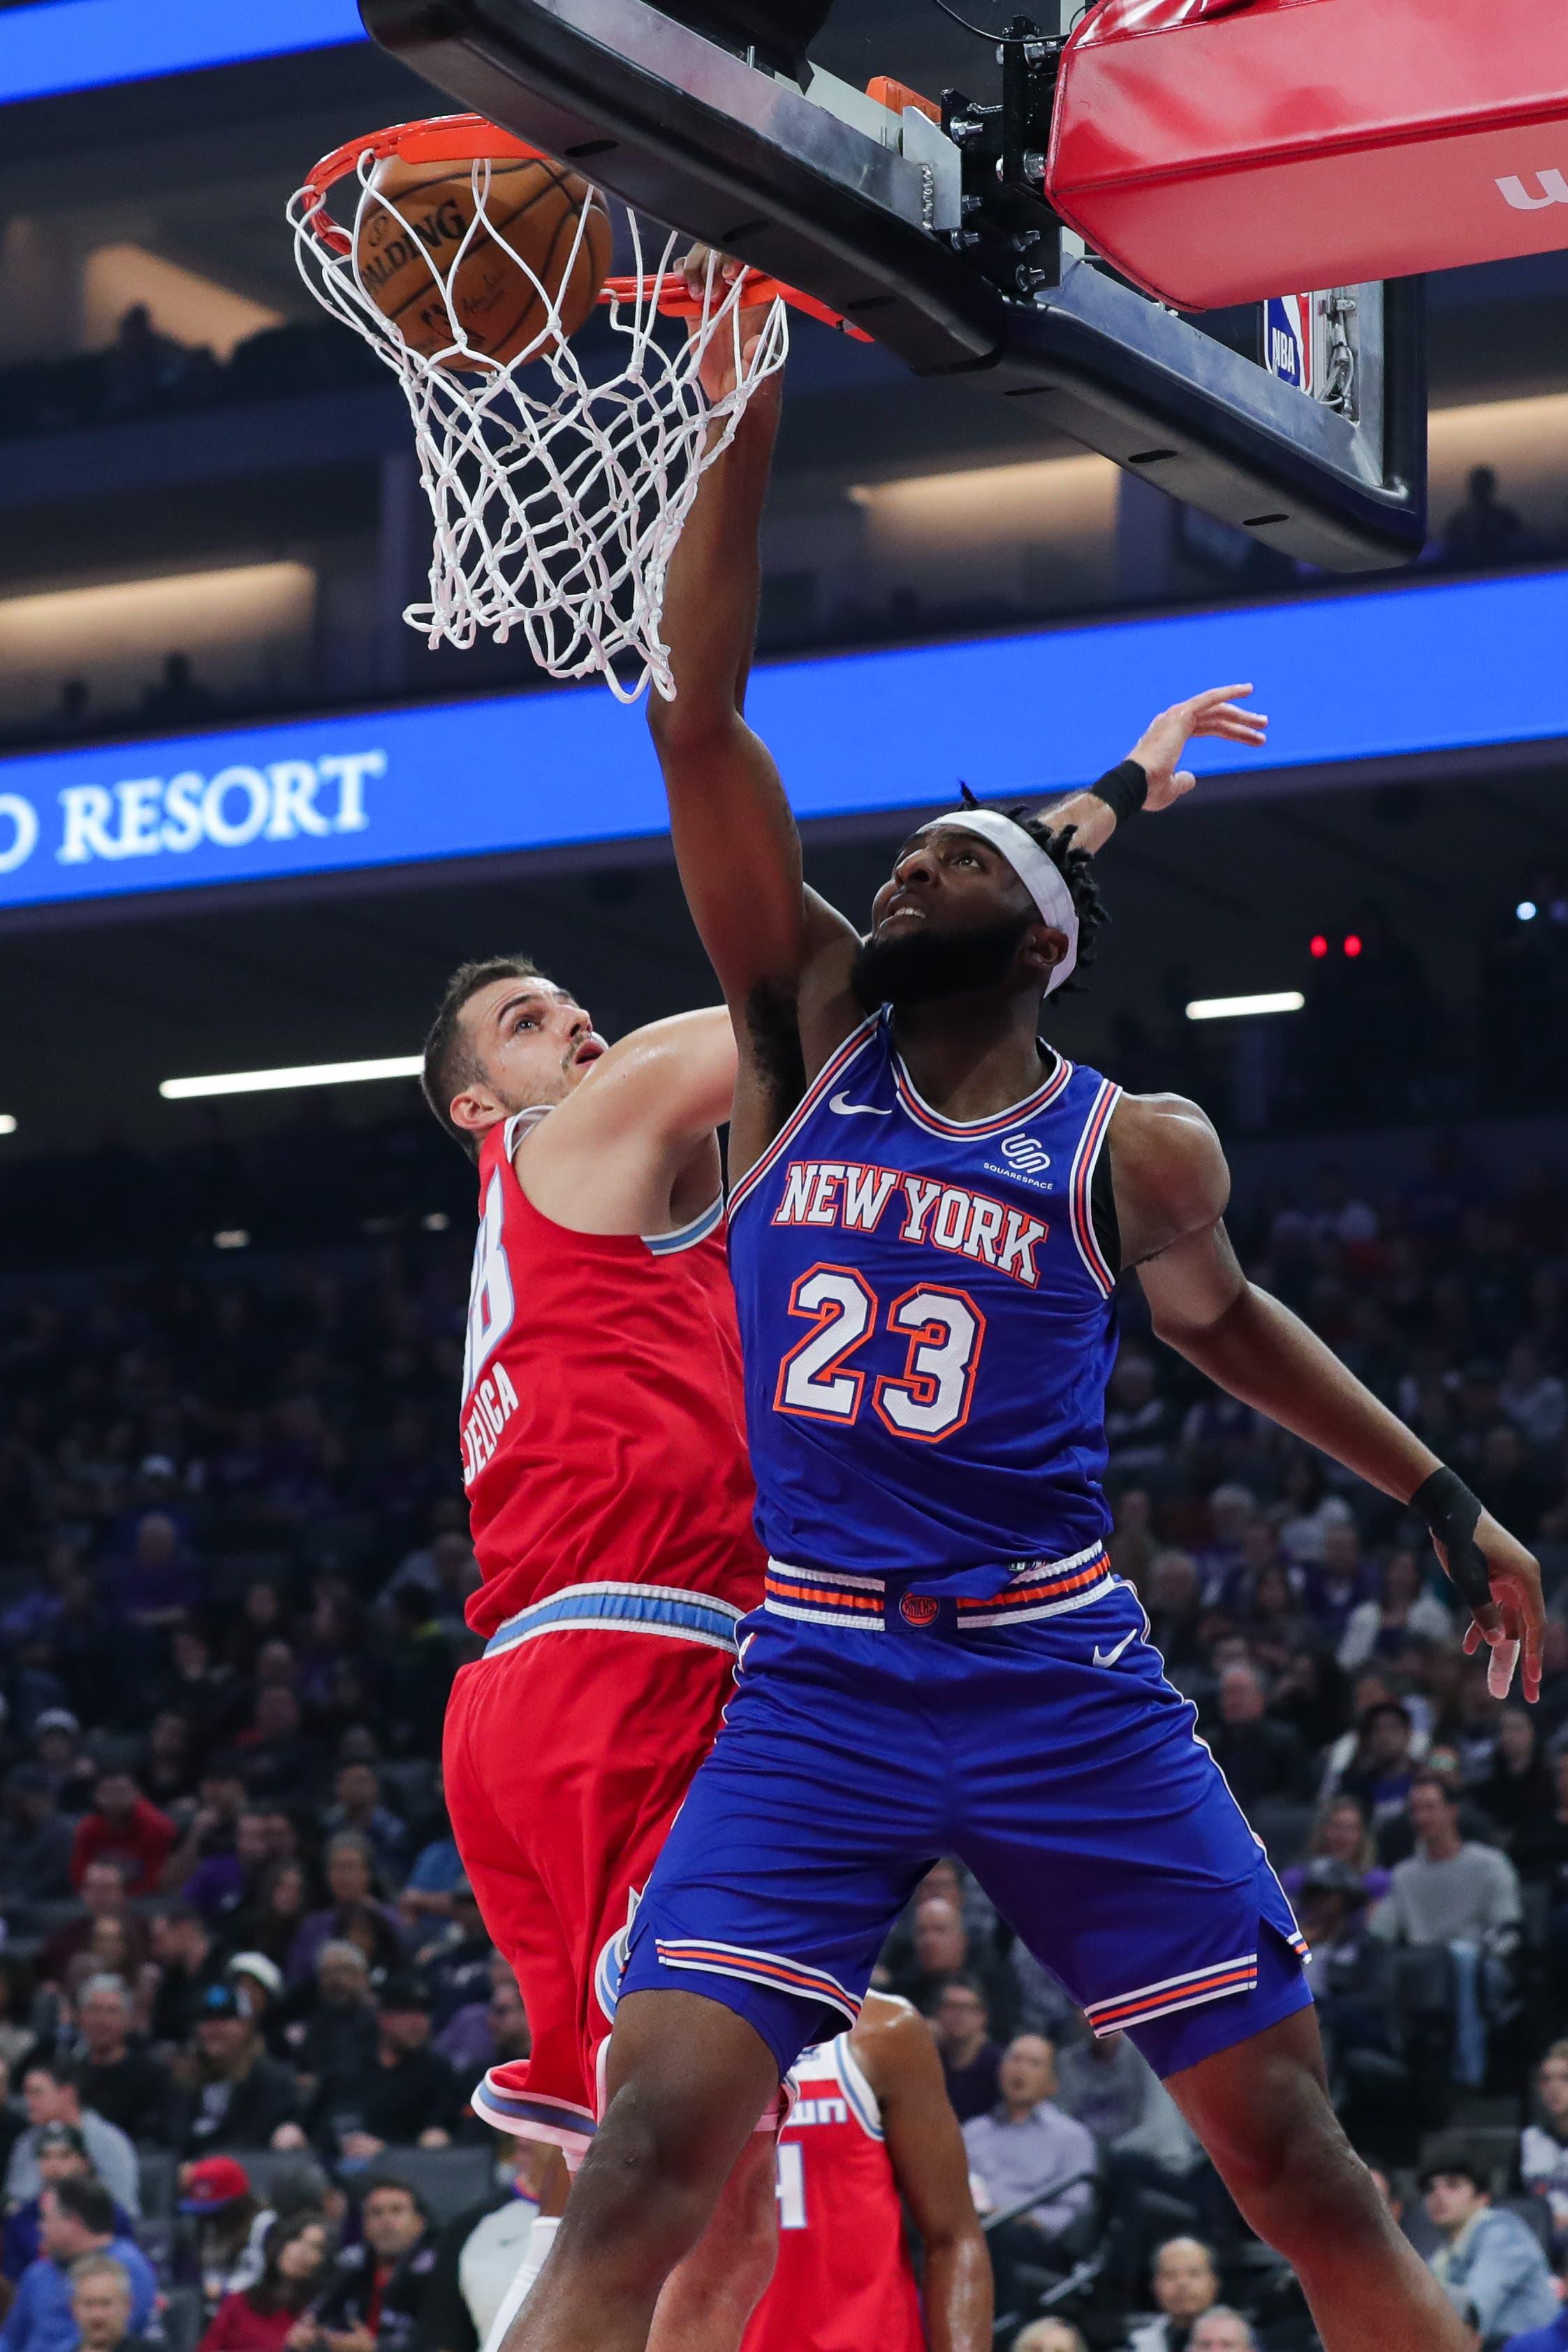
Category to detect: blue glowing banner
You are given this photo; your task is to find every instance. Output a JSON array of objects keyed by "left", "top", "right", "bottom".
[
  {"left": 0, "top": 0, "right": 364, "bottom": 105},
  {"left": 1, "top": 567, "right": 1565, "bottom": 913}
]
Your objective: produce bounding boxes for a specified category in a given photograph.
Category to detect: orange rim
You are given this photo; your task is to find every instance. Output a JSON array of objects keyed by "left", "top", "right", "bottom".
[{"left": 299, "top": 113, "right": 874, "bottom": 340}]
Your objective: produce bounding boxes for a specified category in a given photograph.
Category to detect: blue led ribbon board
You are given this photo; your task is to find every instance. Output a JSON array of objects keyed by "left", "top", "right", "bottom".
[
  {"left": 0, "top": 568, "right": 1564, "bottom": 914},
  {"left": 0, "top": 0, "right": 365, "bottom": 106}
]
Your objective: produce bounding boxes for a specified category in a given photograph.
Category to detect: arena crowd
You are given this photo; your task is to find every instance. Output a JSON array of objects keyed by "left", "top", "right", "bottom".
[{"left": 0, "top": 1111, "right": 1567, "bottom": 2351}]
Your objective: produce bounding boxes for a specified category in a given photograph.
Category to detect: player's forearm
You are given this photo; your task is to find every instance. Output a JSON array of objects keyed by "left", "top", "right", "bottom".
[
  {"left": 1159, "top": 1279, "right": 1439, "bottom": 1505},
  {"left": 920, "top": 2229, "right": 993, "bottom": 2352},
  {"left": 651, "top": 384, "right": 780, "bottom": 744},
  {"left": 1034, "top": 788, "right": 1118, "bottom": 854}
]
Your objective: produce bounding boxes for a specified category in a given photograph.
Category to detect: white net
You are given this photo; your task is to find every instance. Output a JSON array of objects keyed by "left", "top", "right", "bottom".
[{"left": 290, "top": 130, "right": 789, "bottom": 703}]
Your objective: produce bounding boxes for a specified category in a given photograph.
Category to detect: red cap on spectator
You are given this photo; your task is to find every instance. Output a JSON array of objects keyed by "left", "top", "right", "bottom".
[{"left": 179, "top": 2156, "right": 252, "bottom": 2213}]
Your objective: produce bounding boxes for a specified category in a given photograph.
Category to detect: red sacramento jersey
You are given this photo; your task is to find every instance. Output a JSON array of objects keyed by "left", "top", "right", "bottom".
[
  {"left": 741, "top": 2035, "right": 925, "bottom": 2352},
  {"left": 460, "top": 1111, "right": 765, "bottom": 1641}
]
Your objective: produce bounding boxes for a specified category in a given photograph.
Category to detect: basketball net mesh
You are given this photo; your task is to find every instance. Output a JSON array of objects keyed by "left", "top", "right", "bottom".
[{"left": 290, "top": 154, "right": 788, "bottom": 703}]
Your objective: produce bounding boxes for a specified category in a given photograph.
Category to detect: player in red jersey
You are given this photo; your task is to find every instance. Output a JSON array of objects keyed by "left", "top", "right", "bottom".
[
  {"left": 423, "top": 969, "right": 777, "bottom": 2351},
  {"left": 742, "top": 1992, "right": 990, "bottom": 2352}
]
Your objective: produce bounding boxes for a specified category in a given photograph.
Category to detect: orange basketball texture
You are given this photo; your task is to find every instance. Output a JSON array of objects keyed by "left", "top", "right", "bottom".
[{"left": 356, "top": 152, "right": 612, "bottom": 366}]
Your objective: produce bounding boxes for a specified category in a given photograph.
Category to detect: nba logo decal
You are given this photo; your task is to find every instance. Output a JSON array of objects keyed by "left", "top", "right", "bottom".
[
  {"left": 900, "top": 1593, "right": 940, "bottom": 1626},
  {"left": 1265, "top": 293, "right": 1314, "bottom": 395}
]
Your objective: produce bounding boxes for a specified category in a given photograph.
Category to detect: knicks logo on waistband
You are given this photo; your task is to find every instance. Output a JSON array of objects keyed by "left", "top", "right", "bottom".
[{"left": 900, "top": 1593, "right": 940, "bottom": 1626}]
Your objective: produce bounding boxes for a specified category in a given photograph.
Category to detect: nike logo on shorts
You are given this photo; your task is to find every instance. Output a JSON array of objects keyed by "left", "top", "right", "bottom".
[
  {"left": 1092, "top": 1628, "right": 1138, "bottom": 1668},
  {"left": 828, "top": 1091, "right": 891, "bottom": 1117}
]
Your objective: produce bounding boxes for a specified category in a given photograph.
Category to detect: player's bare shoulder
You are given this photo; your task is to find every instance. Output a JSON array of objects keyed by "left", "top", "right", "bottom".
[
  {"left": 515, "top": 1007, "right": 733, "bottom": 1238},
  {"left": 1106, "top": 1089, "right": 1231, "bottom": 1266}
]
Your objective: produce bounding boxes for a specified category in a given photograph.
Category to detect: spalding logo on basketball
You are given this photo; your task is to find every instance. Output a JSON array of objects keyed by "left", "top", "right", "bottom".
[
  {"left": 357, "top": 152, "right": 612, "bottom": 370},
  {"left": 900, "top": 1593, "right": 941, "bottom": 1626}
]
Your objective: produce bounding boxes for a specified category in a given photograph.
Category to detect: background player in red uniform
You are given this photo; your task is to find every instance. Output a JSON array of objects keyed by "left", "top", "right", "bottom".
[
  {"left": 741, "top": 1990, "right": 990, "bottom": 2352},
  {"left": 423, "top": 977, "right": 778, "bottom": 2352}
]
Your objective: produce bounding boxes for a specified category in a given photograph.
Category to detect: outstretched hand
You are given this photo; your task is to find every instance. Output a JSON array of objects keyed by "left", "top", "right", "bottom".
[
  {"left": 1445, "top": 1507, "right": 1546, "bottom": 1702},
  {"left": 1127, "top": 683, "right": 1269, "bottom": 811}
]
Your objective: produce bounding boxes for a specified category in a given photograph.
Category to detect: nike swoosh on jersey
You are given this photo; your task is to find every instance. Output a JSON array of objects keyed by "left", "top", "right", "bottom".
[
  {"left": 1092, "top": 1628, "right": 1138, "bottom": 1668},
  {"left": 828, "top": 1091, "right": 892, "bottom": 1117}
]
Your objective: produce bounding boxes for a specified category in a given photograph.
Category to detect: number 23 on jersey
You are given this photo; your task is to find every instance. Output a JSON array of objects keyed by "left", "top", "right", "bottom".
[{"left": 774, "top": 1264, "right": 986, "bottom": 1443}]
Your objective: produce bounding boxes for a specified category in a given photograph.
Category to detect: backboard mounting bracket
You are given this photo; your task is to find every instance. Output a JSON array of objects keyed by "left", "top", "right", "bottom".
[{"left": 359, "top": 0, "right": 1427, "bottom": 571}]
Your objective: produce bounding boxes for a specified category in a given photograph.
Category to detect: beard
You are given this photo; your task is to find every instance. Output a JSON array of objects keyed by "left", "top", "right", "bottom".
[{"left": 851, "top": 909, "right": 1035, "bottom": 1009}]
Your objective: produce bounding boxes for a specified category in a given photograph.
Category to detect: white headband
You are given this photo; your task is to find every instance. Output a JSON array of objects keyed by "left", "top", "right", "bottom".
[{"left": 913, "top": 808, "right": 1080, "bottom": 995}]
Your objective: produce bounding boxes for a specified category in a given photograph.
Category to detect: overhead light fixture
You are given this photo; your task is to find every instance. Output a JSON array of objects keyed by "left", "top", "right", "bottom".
[
  {"left": 1186, "top": 991, "right": 1305, "bottom": 1022},
  {"left": 161, "top": 1053, "right": 423, "bottom": 1101},
  {"left": 0, "top": 1115, "right": 16, "bottom": 1135}
]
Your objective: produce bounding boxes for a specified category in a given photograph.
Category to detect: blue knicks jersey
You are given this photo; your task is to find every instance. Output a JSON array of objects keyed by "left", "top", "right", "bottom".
[{"left": 728, "top": 1010, "right": 1122, "bottom": 1583}]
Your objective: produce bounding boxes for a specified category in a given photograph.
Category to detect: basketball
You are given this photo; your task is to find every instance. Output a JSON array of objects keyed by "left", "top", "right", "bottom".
[{"left": 355, "top": 149, "right": 612, "bottom": 367}]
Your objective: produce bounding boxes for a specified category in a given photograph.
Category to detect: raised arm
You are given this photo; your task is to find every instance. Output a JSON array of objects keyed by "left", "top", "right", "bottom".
[
  {"left": 648, "top": 328, "right": 860, "bottom": 1171},
  {"left": 1113, "top": 1095, "right": 1546, "bottom": 1699},
  {"left": 854, "top": 1999, "right": 992, "bottom": 2352}
]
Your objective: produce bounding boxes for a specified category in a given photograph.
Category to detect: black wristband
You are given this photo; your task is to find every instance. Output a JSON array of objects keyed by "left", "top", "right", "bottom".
[
  {"left": 1412, "top": 1465, "right": 1491, "bottom": 1611},
  {"left": 1091, "top": 759, "right": 1148, "bottom": 824}
]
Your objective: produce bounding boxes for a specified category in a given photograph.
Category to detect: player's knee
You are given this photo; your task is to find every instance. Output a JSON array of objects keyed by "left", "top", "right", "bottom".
[{"left": 1212, "top": 2074, "right": 1382, "bottom": 2249}]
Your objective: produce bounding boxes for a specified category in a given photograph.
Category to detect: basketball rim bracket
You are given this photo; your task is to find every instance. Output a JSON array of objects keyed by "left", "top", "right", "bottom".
[{"left": 360, "top": 0, "right": 1427, "bottom": 572}]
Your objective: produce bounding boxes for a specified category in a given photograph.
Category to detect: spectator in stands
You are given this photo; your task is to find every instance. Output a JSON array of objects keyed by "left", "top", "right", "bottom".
[
  {"left": 69, "top": 2253, "right": 155, "bottom": 2352},
  {"left": 962, "top": 2034, "right": 1096, "bottom": 2253},
  {"left": 144, "top": 1904, "right": 224, "bottom": 2048},
  {"left": 115, "top": 1512, "right": 201, "bottom": 1628},
  {"left": 181, "top": 1983, "right": 300, "bottom": 2154},
  {"left": 1299, "top": 1517, "right": 1373, "bottom": 1636},
  {"left": 1187, "top": 2315, "right": 1254, "bottom": 2352},
  {"left": 321, "top": 1767, "right": 408, "bottom": 1883},
  {"left": 4, "top": 2059, "right": 140, "bottom": 2218},
  {"left": 1442, "top": 466, "right": 1529, "bottom": 568},
  {"left": 1, "top": 2125, "right": 135, "bottom": 2281},
  {"left": 1337, "top": 1550, "right": 1453, "bottom": 1671},
  {"left": 1203, "top": 1664, "right": 1310, "bottom": 1807},
  {"left": 1011, "top": 2326, "right": 1087, "bottom": 2352},
  {"left": 293, "top": 1942, "right": 377, "bottom": 2110},
  {"left": 1372, "top": 1774, "right": 1523, "bottom": 2079},
  {"left": 1478, "top": 1709, "right": 1554, "bottom": 1852},
  {"left": 1334, "top": 1701, "right": 1422, "bottom": 1827},
  {"left": 72, "top": 1975, "right": 175, "bottom": 2143},
  {"left": 1104, "top": 1353, "right": 1174, "bottom": 1475},
  {"left": 889, "top": 1898, "right": 1016, "bottom": 2036},
  {"left": 138, "top": 650, "right": 215, "bottom": 725},
  {"left": 0, "top": 2179, "right": 156, "bottom": 2352},
  {"left": 1499, "top": 1338, "right": 1567, "bottom": 1447},
  {"left": 312, "top": 2177, "right": 434, "bottom": 2352},
  {"left": 235, "top": 1864, "right": 311, "bottom": 1975},
  {"left": 31, "top": 1715, "right": 95, "bottom": 1813},
  {"left": 1124, "top": 2235, "right": 1222, "bottom": 2352},
  {"left": 1054, "top": 2032, "right": 1199, "bottom": 2179},
  {"left": 420, "top": 1885, "right": 492, "bottom": 2024},
  {"left": 179, "top": 2156, "right": 278, "bottom": 2317},
  {"left": 1520, "top": 2041, "right": 1568, "bottom": 2253},
  {"left": 1282, "top": 1793, "right": 1391, "bottom": 1904},
  {"left": 198, "top": 2212, "right": 332, "bottom": 2352},
  {"left": 297, "top": 1976, "right": 462, "bottom": 2161},
  {"left": 286, "top": 1837, "right": 404, "bottom": 1985},
  {"left": 0, "top": 1768, "right": 73, "bottom": 1901},
  {"left": 0, "top": 1959, "right": 41, "bottom": 2074},
  {"left": 409, "top": 2138, "right": 555, "bottom": 2352},
  {"left": 1421, "top": 2142, "right": 1558, "bottom": 2341},
  {"left": 181, "top": 1809, "right": 274, "bottom": 1927},
  {"left": 929, "top": 1980, "right": 1003, "bottom": 2124},
  {"left": 41, "top": 1863, "right": 142, "bottom": 1987},
  {"left": 432, "top": 1960, "right": 524, "bottom": 2083}
]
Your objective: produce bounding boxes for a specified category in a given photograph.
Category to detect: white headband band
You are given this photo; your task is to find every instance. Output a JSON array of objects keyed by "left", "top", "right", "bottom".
[{"left": 913, "top": 808, "right": 1080, "bottom": 995}]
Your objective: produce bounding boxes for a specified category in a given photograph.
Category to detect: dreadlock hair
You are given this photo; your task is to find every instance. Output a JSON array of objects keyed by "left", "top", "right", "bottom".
[
  {"left": 953, "top": 782, "right": 1110, "bottom": 995},
  {"left": 420, "top": 954, "right": 545, "bottom": 1155}
]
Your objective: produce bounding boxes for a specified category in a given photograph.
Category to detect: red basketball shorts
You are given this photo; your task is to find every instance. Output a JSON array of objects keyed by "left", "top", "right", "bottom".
[{"left": 442, "top": 1582, "right": 745, "bottom": 2165}]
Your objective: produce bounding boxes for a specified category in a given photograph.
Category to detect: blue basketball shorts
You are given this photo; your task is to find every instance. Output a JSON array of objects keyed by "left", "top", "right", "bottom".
[{"left": 620, "top": 1565, "right": 1311, "bottom": 2082}]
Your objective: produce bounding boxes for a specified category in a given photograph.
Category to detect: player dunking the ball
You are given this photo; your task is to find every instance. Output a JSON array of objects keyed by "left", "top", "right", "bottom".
[
  {"left": 422, "top": 583, "right": 1237, "bottom": 2342},
  {"left": 498, "top": 311, "right": 1546, "bottom": 2352}
]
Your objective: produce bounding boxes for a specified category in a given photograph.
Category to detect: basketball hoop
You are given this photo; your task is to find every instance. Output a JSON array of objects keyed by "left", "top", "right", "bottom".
[{"left": 290, "top": 116, "right": 861, "bottom": 701}]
